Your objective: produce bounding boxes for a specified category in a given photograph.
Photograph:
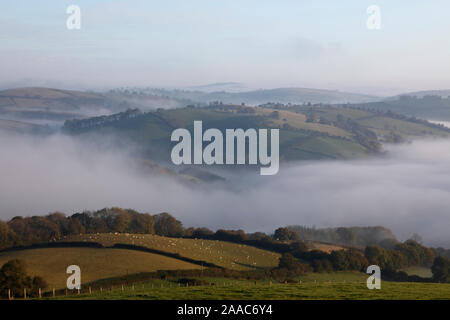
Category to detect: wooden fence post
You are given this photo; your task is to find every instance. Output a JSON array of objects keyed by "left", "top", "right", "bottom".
[
  {"left": 89, "top": 287, "right": 92, "bottom": 294},
  {"left": 39, "top": 288, "right": 42, "bottom": 298},
  {"left": 53, "top": 288, "right": 55, "bottom": 297},
  {"left": 8, "top": 289, "right": 11, "bottom": 300},
  {"left": 100, "top": 287, "right": 103, "bottom": 293},
  {"left": 121, "top": 284, "right": 124, "bottom": 291},
  {"left": 24, "top": 288, "right": 27, "bottom": 299},
  {"left": 77, "top": 288, "right": 80, "bottom": 295}
]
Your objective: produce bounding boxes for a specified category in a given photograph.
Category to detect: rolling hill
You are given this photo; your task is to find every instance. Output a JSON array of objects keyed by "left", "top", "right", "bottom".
[
  {"left": 0, "top": 87, "right": 185, "bottom": 124},
  {"left": 199, "top": 88, "right": 379, "bottom": 105},
  {"left": 185, "top": 82, "right": 250, "bottom": 93},
  {"left": 393, "top": 89, "right": 450, "bottom": 99},
  {"left": 0, "top": 87, "right": 108, "bottom": 121},
  {"left": 62, "top": 103, "right": 450, "bottom": 165},
  {"left": 131, "top": 87, "right": 379, "bottom": 105},
  {"left": 57, "top": 233, "right": 281, "bottom": 271},
  {"left": 0, "top": 247, "right": 200, "bottom": 289},
  {"left": 352, "top": 94, "right": 450, "bottom": 120},
  {"left": 0, "top": 232, "right": 282, "bottom": 290}
]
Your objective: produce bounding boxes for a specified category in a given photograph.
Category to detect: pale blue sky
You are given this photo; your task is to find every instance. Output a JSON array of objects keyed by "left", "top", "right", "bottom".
[{"left": 1, "top": 0, "right": 450, "bottom": 95}]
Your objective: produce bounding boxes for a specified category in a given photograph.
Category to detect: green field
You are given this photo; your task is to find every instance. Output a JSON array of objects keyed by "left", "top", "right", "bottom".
[
  {"left": 64, "top": 104, "right": 450, "bottom": 165},
  {"left": 0, "top": 247, "right": 200, "bottom": 289},
  {"left": 290, "top": 105, "right": 449, "bottom": 140},
  {"left": 1, "top": 244, "right": 448, "bottom": 300},
  {"left": 59, "top": 234, "right": 281, "bottom": 270},
  {"left": 49, "top": 272, "right": 450, "bottom": 300},
  {"left": 400, "top": 266, "right": 433, "bottom": 278}
]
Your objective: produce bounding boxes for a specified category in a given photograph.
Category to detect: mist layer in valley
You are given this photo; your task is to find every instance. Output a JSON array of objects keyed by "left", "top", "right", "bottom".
[{"left": 1, "top": 132, "right": 450, "bottom": 248}]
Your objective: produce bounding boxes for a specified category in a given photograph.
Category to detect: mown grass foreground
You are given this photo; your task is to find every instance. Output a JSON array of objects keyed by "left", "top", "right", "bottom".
[
  {"left": 15, "top": 272, "right": 446, "bottom": 300},
  {"left": 53, "top": 280, "right": 450, "bottom": 300}
]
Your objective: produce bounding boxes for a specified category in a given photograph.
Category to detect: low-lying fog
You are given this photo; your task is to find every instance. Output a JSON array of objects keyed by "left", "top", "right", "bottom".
[
  {"left": 429, "top": 120, "right": 450, "bottom": 129},
  {"left": 1, "top": 132, "right": 450, "bottom": 248}
]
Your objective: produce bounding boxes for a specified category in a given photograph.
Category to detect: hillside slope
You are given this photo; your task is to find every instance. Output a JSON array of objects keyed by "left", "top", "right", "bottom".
[
  {"left": 0, "top": 87, "right": 108, "bottom": 121},
  {"left": 0, "top": 247, "right": 200, "bottom": 289},
  {"left": 0, "top": 87, "right": 185, "bottom": 123},
  {"left": 58, "top": 233, "right": 281, "bottom": 270},
  {"left": 353, "top": 95, "right": 450, "bottom": 120},
  {"left": 63, "top": 104, "right": 450, "bottom": 163}
]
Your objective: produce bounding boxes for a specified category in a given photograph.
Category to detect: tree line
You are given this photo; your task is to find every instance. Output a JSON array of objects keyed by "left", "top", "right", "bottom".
[{"left": 0, "top": 208, "right": 185, "bottom": 249}]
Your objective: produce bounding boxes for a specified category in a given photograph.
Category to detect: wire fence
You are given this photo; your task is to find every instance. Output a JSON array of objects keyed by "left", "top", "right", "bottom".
[{"left": 4, "top": 279, "right": 368, "bottom": 300}]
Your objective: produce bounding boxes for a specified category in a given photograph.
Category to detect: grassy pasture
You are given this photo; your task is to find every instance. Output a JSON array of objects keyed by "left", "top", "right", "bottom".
[
  {"left": 67, "top": 104, "right": 450, "bottom": 163},
  {"left": 357, "top": 116, "right": 448, "bottom": 137},
  {"left": 0, "top": 247, "right": 200, "bottom": 289},
  {"left": 307, "top": 242, "right": 348, "bottom": 253},
  {"left": 255, "top": 108, "right": 351, "bottom": 138},
  {"left": 51, "top": 272, "right": 450, "bottom": 300},
  {"left": 290, "top": 105, "right": 449, "bottom": 139},
  {"left": 59, "top": 234, "right": 281, "bottom": 271}
]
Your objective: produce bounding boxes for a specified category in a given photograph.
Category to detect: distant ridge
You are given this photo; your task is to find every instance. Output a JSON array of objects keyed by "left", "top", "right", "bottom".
[
  {"left": 392, "top": 89, "right": 450, "bottom": 99},
  {"left": 185, "top": 82, "right": 249, "bottom": 93},
  {"left": 142, "top": 86, "right": 380, "bottom": 105},
  {"left": 199, "top": 87, "right": 379, "bottom": 105}
]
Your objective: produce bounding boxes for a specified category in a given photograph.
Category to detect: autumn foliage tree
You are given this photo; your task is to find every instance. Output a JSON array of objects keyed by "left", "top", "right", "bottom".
[
  {"left": 153, "top": 212, "right": 184, "bottom": 237},
  {"left": 273, "top": 228, "right": 301, "bottom": 241},
  {"left": 0, "top": 259, "right": 48, "bottom": 298}
]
